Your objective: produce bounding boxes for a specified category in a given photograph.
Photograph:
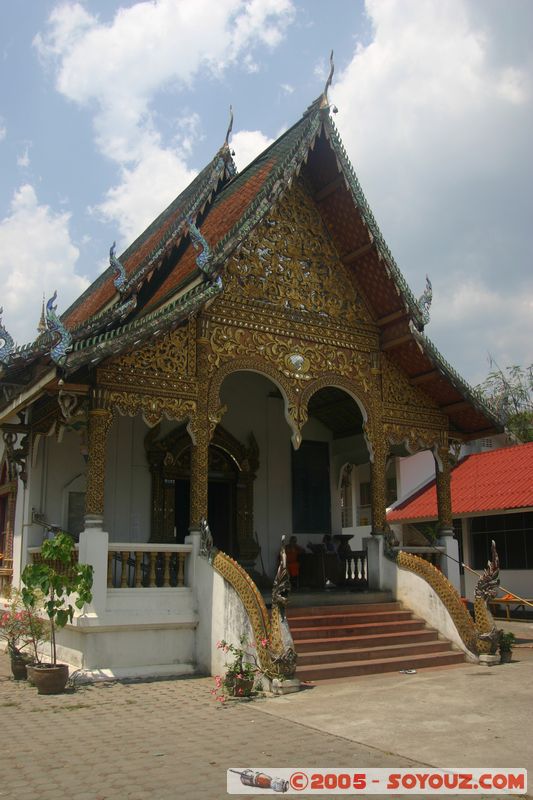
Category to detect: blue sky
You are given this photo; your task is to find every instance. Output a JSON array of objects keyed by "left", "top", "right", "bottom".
[{"left": 1, "top": 0, "right": 531, "bottom": 386}]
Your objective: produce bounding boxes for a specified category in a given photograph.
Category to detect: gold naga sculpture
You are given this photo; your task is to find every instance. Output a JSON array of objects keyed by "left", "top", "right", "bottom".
[
  {"left": 200, "top": 520, "right": 297, "bottom": 680},
  {"left": 396, "top": 539, "right": 503, "bottom": 656}
]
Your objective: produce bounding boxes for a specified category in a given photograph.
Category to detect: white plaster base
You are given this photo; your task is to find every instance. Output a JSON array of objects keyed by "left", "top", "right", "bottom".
[
  {"left": 271, "top": 677, "right": 301, "bottom": 695},
  {"left": 479, "top": 654, "right": 500, "bottom": 667}
]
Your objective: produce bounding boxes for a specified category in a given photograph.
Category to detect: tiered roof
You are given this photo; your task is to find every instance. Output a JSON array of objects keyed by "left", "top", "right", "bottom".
[{"left": 0, "top": 90, "right": 502, "bottom": 438}]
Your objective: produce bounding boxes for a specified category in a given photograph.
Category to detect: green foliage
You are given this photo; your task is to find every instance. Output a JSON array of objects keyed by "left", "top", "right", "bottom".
[
  {"left": 477, "top": 360, "right": 533, "bottom": 442},
  {"left": 21, "top": 533, "right": 93, "bottom": 666},
  {"left": 499, "top": 631, "right": 516, "bottom": 653}
]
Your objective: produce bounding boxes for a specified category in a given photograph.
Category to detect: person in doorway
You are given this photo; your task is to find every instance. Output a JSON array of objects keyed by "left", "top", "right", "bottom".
[{"left": 285, "top": 535, "right": 305, "bottom": 589}]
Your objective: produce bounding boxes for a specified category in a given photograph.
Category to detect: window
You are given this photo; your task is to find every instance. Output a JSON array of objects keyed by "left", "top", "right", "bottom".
[
  {"left": 360, "top": 481, "right": 371, "bottom": 507},
  {"left": 386, "top": 476, "right": 397, "bottom": 506},
  {"left": 292, "top": 441, "right": 331, "bottom": 534},
  {"left": 471, "top": 512, "right": 533, "bottom": 570}
]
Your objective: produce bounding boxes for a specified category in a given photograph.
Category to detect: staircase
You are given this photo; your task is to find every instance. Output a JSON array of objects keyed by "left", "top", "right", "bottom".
[{"left": 287, "top": 601, "right": 465, "bottom": 682}]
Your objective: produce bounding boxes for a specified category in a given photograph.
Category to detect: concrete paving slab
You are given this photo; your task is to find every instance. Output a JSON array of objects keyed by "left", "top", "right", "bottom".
[{"left": 0, "top": 620, "right": 530, "bottom": 800}]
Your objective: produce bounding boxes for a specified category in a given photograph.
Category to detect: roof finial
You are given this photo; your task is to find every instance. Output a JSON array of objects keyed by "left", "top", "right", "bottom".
[
  {"left": 321, "top": 50, "right": 335, "bottom": 109},
  {"left": 225, "top": 105, "right": 234, "bottom": 146},
  {"left": 37, "top": 294, "right": 46, "bottom": 335}
]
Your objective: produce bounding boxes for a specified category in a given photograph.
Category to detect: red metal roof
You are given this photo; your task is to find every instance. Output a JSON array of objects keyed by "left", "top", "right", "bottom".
[{"left": 388, "top": 442, "right": 533, "bottom": 522}]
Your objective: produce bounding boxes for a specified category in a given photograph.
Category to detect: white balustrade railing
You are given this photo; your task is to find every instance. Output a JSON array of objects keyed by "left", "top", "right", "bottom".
[{"left": 107, "top": 543, "right": 193, "bottom": 589}]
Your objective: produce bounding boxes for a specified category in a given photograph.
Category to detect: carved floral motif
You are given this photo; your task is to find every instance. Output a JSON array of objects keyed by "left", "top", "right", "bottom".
[{"left": 224, "top": 179, "right": 370, "bottom": 325}]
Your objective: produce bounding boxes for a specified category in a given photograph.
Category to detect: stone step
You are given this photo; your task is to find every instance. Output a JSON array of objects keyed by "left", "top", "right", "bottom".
[
  {"left": 291, "top": 618, "right": 426, "bottom": 640},
  {"left": 288, "top": 609, "right": 413, "bottom": 627},
  {"left": 293, "top": 627, "right": 438, "bottom": 653},
  {"left": 286, "top": 601, "right": 400, "bottom": 617},
  {"left": 297, "top": 639, "right": 453, "bottom": 666},
  {"left": 296, "top": 649, "right": 465, "bottom": 682}
]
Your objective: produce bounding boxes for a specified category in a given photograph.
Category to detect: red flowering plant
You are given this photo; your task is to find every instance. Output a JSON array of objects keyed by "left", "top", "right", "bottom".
[
  {"left": 0, "top": 589, "right": 48, "bottom": 662},
  {"left": 211, "top": 633, "right": 268, "bottom": 702}
]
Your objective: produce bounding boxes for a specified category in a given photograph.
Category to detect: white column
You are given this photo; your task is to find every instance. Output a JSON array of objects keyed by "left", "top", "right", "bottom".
[{"left": 78, "top": 528, "right": 109, "bottom": 615}]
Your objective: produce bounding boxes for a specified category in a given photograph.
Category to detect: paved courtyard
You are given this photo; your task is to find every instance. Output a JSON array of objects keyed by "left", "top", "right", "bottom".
[{"left": 0, "top": 619, "right": 531, "bottom": 800}]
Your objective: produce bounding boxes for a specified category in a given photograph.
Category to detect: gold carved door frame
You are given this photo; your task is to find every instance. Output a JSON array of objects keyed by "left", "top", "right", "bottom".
[{"left": 145, "top": 424, "right": 258, "bottom": 556}]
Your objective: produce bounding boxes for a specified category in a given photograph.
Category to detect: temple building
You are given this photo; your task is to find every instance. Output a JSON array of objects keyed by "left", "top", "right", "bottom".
[{"left": 0, "top": 79, "right": 502, "bottom": 676}]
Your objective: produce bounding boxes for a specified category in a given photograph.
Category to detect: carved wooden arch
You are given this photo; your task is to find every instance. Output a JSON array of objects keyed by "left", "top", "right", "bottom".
[
  {"left": 146, "top": 421, "right": 259, "bottom": 546},
  {"left": 207, "top": 355, "right": 301, "bottom": 447},
  {"left": 299, "top": 373, "right": 373, "bottom": 430}
]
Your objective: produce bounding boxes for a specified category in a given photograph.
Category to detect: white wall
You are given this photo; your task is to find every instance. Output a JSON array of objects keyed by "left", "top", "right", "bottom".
[
  {"left": 396, "top": 450, "right": 435, "bottom": 502},
  {"left": 104, "top": 414, "right": 151, "bottom": 542}
]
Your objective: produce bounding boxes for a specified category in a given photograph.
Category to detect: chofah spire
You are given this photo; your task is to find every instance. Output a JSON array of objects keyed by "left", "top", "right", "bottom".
[
  {"left": 320, "top": 50, "right": 335, "bottom": 109},
  {"left": 37, "top": 294, "right": 46, "bottom": 335}
]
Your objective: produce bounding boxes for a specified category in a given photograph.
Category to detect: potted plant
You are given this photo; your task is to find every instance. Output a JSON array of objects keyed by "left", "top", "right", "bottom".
[
  {"left": 499, "top": 631, "right": 516, "bottom": 663},
  {"left": 21, "top": 532, "right": 93, "bottom": 694},
  {"left": 0, "top": 589, "right": 47, "bottom": 679},
  {"left": 211, "top": 634, "right": 263, "bottom": 702}
]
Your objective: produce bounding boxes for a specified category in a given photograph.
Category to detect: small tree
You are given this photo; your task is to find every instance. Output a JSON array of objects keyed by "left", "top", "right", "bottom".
[
  {"left": 21, "top": 533, "right": 93, "bottom": 666},
  {"left": 477, "top": 359, "right": 533, "bottom": 442}
]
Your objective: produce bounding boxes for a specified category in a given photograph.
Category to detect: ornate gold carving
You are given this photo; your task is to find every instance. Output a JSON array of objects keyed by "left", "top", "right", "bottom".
[
  {"left": 396, "top": 551, "right": 478, "bottom": 653},
  {"left": 85, "top": 408, "right": 113, "bottom": 517},
  {"left": 106, "top": 390, "right": 196, "bottom": 428},
  {"left": 224, "top": 179, "right": 371, "bottom": 326},
  {"left": 211, "top": 550, "right": 294, "bottom": 679},
  {"left": 208, "top": 323, "right": 372, "bottom": 387},
  {"left": 381, "top": 355, "right": 447, "bottom": 445},
  {"left": 384, "top": 421, "right": 445, "bottom": 452},
  {"left": 107, "top": 328, "right": 188, "bottom": 377},
  {"left": 146, "top": 423, "right": 258, "bottom": 548},
  {"left": 369, "top": 433, "right": 387, "bottom": 533}
]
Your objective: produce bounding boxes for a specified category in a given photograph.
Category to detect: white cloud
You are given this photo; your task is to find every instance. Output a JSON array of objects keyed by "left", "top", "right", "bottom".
[
  {"left": 92, "top": 140, "right": 197, "bottom": 243},
  {"left": 0, "top": 117, "right": 6, "bottom": 141},
  {"left": 16, "top": 144, "right": 31, "bottom": 168},
  {"left": 0, "top": 184, "right": 88, "bottom": 346},
  {"left": 35, "top": 0, "right": 294, "bottom": 244},
  {"left": 331, "top": 0, "right": 533, "bottom": 381},
  {"left": 231, "top": 129, "right": 275, "bottom": 172},
  {"left": 281, "top": 82, "right": 294, "bottom": 95}
]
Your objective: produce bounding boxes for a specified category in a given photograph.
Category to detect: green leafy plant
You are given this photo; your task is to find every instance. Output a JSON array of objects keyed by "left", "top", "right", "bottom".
[
  {"left": 499, "top": 631, "right": 516, "bottom": 653},
  {"left": 21, "top": 533, "right": 93, "bottom": 666},
  {"left": 211, "top": 634, "right": 265, "bottom": 702}
]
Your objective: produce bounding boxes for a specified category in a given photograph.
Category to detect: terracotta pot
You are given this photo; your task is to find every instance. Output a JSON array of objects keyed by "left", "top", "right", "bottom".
[
  {"left": 231, "top": 677, "right": 254, "bottom": 697},
  {"left": 31, "top": 663, "right": 70, "bottom": 695},
  {"left": 500, "top": 651, "right": 513, "bottom": 664},
  {"left": 10, "top": 657, "right": 28, "bottom": 681}
]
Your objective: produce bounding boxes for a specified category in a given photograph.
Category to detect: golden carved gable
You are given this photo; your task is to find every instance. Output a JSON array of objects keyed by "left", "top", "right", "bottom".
[
  {"left": 224, "top": 179, "right": 371, "bottom": 326},
  {"left": 382, "top": 353, "right": 440, "bottom": 412},
  {"left": 106, "top": 327, "right": 189, "bottom": 378}
]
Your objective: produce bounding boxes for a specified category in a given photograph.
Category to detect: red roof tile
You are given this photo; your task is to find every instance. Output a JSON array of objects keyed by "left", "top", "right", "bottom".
[
  {"left": 388, "top": 442, "right": 533, "bottom": 522},
  {"left": 147, "top": 159, "right": 274, "bottom": 311}
]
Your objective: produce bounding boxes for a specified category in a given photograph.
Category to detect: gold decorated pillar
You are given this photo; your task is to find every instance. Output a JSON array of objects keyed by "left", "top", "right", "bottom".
[
  {"left": 435, "top": 445, "right": 453, "bottom": 534},
  {"left": 189, "top": 318, "right": 211, "bottom": 531},
  {"left": 369, "top": 434, "right": 388, "bottom": 535},
  {"left": 85, "top": 407, "right": 113, "bottom": 529},
  {"left": 189, "top": 424, "right": 210, "bottom": 529}
]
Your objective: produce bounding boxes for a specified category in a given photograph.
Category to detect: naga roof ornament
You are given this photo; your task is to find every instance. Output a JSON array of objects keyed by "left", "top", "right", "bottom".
[
  {"left": 187, "top": 217, "right": 211, "bottom": 274},
  {"left": 225, "top": 104, "right": 234, "bottom": 147},
  {"left": 0, "top": 307, "right": 14, "bottom": 364},
  {"left": 110, "top": 241, "right": 127, "bottom": 293},
  {"left": 320, "top": 50, "right": 336, "bottom": 111},
  {"left": 46, "top": 291, "right": 73, "bottom": 366},
  {"left": 417, "top": 275, "right": 433, "bottom": 326}
]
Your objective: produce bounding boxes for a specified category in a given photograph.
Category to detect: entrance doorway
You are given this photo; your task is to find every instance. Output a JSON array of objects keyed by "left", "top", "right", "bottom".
[
  {"left": 146, "top": 424, "right": 256, "bottom": 558},
  {"left": 173, "top": 472, "right": 236, "bottom": 553}
]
